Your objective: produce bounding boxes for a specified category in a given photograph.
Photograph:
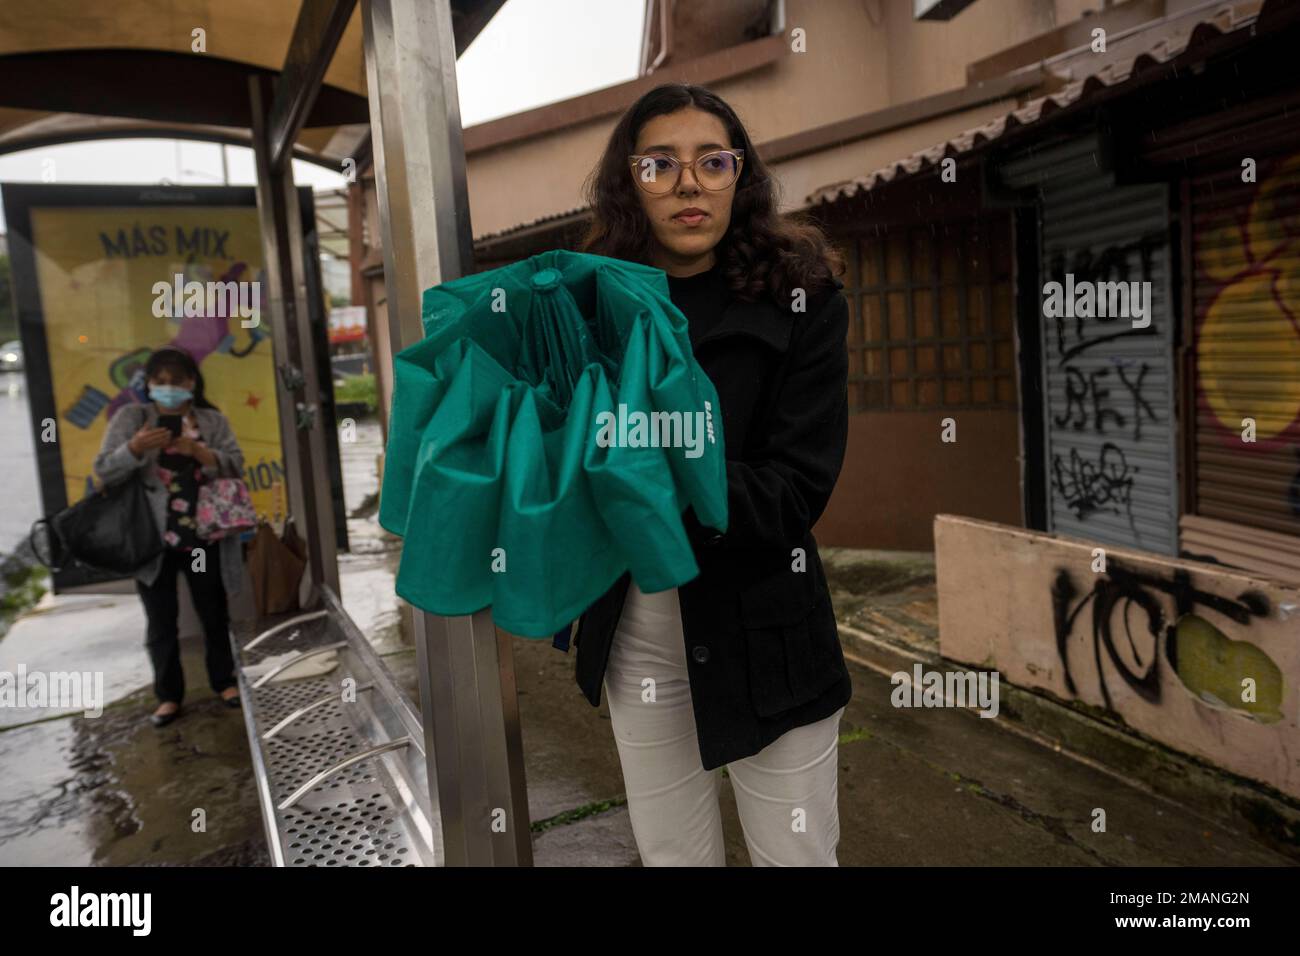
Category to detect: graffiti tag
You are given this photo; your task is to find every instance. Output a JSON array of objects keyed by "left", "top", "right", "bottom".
[
  {"left": 1048, "top": 232, "right": 1165, "bottom": 363},
  {"left": 1051, "top": 560, "right": 1269, "bottom": 710},
  {"left": 1051, "top": 443, "right": 1137, "bottom": 522}
]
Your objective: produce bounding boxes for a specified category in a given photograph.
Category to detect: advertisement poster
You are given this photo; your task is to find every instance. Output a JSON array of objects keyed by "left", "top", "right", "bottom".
[{"left": 5, "top": 184, "right": 343, "bottom": 590}]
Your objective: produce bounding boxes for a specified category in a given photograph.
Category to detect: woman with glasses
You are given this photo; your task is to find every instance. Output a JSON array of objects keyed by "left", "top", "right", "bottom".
[{"left": 572, "top": 84, "right": 852, "bottom": 866}]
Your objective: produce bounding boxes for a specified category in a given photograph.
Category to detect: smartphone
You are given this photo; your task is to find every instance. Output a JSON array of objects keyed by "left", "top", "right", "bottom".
[{"left": 157, "top": 414, "right": 183, "bottom": 438}]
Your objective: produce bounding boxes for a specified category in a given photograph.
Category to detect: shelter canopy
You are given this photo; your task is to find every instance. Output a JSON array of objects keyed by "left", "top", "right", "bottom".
[{"left": 0, "top": 0, "right": 503, "bottom": 167}]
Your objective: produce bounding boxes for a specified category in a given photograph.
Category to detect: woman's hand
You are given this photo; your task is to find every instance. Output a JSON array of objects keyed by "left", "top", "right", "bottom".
[
  {"left": 128, "top": 425, "right": 172, "bottom": 458},
  {"left": 169, "top": 436, "right": 218, "bottom": 467}
]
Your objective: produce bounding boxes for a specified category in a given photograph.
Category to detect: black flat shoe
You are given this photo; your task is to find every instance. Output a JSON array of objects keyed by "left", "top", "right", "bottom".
[
  {"left": 150, "top": 706, "right": 182, "bottom": 727},
  {"left": 222, "top": 692, "right": 242, "bottom": 709}
]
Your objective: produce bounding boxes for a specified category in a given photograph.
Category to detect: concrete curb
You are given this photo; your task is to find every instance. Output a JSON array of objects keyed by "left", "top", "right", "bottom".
[{"left": 836, "top": 618, "right": 1300, "bottom": 863}]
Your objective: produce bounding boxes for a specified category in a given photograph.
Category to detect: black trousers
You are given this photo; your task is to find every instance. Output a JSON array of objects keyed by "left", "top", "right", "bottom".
[{"left": 136, "top": 546, "right": 235, "bottom": 704}]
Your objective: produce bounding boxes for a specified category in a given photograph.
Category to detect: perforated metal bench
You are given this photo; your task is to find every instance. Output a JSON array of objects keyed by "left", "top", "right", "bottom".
[{"left": 231, "top": 588, "right": 441, "bottom": 866}]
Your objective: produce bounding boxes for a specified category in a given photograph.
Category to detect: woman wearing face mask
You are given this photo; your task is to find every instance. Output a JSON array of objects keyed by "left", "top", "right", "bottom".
[
  {"left": 93, "top": 347, "right": 246, "bottom": 727},
  {"left": 572, "top": 84, "right": 852, "bottom": 866}
]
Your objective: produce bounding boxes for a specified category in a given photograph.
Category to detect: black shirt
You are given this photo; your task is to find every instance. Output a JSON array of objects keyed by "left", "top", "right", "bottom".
[{"left": 666, "top": 262, "right": 730, "bottom": 345}]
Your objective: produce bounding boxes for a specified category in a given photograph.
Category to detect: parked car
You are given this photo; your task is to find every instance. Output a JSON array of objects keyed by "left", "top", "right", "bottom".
[{"left": 0, "top": 340, "right": 22, "bottom": 373}]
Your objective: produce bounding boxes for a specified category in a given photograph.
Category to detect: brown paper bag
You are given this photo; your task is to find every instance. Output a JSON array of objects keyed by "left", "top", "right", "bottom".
[
  {"left": 247, "top": 520, "right": 306, "bottom": 617},
  {"left": 280, "top": 517, "right": 316, "bottom": 609}
]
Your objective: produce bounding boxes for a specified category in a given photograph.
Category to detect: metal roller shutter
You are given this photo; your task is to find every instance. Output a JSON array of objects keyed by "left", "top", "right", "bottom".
[
  {"left": 1185, "top": 148, "right": 1300, "bottom": 580},
  {"left": 1001, "top": 135, "right": 1178, "bottom": 555}
]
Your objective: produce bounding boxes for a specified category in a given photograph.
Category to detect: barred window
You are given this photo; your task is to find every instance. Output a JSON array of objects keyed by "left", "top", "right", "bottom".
[{"left": 838, "top": 215, "right": 1017, "bottom": 412}]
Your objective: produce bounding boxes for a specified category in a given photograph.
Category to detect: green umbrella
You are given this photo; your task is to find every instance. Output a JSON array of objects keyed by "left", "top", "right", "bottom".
[{"left": 378, "top": 250, "right": 728, "bottom": 638}]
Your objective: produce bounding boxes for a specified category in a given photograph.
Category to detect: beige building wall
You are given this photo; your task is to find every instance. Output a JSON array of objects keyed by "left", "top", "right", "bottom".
[
  {"left": 463, "top": 0, "right": 1116, "bottom": 239},
  {"left": 936, "top": 514, "right": 1300, "bottom": 799},
  {"left": 880, "top": 0, "right": 1055, "bottom": 104}
]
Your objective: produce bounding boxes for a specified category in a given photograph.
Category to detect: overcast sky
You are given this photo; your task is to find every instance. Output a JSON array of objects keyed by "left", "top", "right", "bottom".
[{"left": 0, "top": 0, "right": 644, "bottom": 233}]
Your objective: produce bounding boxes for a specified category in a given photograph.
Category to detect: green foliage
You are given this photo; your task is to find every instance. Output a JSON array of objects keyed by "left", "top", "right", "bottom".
[
  {"left": 1, "top": 563, "right": 48, "bottom": 636},
  {"left": 334, "top": 372, "right": 377, "bottom": 412}
]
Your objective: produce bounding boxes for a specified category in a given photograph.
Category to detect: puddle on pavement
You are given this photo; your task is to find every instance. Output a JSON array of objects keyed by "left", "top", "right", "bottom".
[
  {"left": 0, "top": 413, "right": 399, "bottom": 867},
  {"left": 0, "top": 676, "right": 268, "bottom": 865}
]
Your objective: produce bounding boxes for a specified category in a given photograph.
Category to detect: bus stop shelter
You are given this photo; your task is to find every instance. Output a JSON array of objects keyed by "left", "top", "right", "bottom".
[{"left": 0, "top": 0, "right": 530, "bottom": 866}]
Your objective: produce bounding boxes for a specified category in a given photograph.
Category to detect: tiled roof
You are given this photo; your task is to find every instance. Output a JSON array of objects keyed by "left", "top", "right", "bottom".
[
  {"left": 806, "top": 0, "right": 1276, "bottom": 206},
  {"left": 474, "top": 204, "right": 591, "bottom": 244}
]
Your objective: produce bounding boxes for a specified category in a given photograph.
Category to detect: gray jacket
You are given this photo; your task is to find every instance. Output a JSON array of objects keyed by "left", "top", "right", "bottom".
[{"left": 92, "top": 402, "right": 246, "bottom": 597}]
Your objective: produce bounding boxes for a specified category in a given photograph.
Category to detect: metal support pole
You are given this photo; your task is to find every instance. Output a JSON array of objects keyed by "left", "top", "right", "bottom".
[
  {"left": 361, "top": 0, "right": 532, "bottom": 865},
  {"left": 249, "top": 74, "right": 341, "bottom": 595}
]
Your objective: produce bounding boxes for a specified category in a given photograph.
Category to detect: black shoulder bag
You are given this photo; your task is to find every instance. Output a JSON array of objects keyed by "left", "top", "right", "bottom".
[{"left": 30, "top": 472, "right": 163, "bottom": 575}]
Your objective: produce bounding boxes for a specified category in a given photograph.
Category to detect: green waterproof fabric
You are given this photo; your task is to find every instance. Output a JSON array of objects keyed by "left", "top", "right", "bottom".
[{"left": 378, "top": 249, "right": 729, "bottom": 638}]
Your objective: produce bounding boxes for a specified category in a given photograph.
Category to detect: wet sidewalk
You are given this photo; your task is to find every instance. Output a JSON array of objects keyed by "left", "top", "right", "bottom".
[
  {"left": 517, "top": 572, "right": 1293, "bottom": 866},
  {"left": 1, "top": 424, "right": 1294, "bottom": 865}
]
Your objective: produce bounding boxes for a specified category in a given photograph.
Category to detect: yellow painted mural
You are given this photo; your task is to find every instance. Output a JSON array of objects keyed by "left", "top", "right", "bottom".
[{"left": 1196, "top": 153, "right": 1300, "bottom": 443}]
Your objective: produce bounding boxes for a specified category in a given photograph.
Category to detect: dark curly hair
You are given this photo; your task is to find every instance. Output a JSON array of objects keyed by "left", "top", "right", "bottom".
[{"left": 580, "top": 83, "right": 844, "bottom": 310}]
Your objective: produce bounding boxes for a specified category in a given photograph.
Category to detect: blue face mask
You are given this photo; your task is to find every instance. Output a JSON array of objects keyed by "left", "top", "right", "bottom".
[{"left": 149, "top": 385, "right": 194, "bottom": 408}]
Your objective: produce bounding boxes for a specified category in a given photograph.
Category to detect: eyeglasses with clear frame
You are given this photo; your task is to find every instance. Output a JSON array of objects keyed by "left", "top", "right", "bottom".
[{"left": 628, "top": 149, "right": 745, "bottom": 194}]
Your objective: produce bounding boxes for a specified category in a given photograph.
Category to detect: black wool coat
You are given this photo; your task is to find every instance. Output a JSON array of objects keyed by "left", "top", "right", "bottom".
[{"left": 572, "top": 274, "right": 853, "bottom": 770}]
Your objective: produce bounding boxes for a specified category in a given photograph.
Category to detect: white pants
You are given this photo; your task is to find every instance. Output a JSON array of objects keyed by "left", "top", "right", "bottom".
[{"left": 602, "top": 580, "right": 844, "bottom": 866}]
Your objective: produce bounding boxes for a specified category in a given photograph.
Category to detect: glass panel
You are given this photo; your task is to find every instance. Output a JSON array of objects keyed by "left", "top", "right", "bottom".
[
  {"left": 862, "top": 295, "right": 883, "bottom": 341},
  {"left": 939, "top": 237, "right": 961, "bottom": 283},
  {"left": 886, "top": 235, "right": 907, "bottom": 284},
  {"left": 916, "top": 345, "right": 937, "bottom": 373},
  {"left": 943, "top": 378, "right": 967, "bottom": 405},
  {"left": 862, "top": 239, "right": 882, "bottom": 288},
  {"left": 968, "top": 289, "right": 987, "bottom": 336},
  {"left": 911, "top": 230, "right": 932, "bottom": 277},
  {"left": 993, "top": 283, "right": 1013, "bottom": 334},
  {"left": 845, "top": 296, "right": 862, "bottom": 346},
  {"left": 940, "top": 287, "right": 960, "bottom": 337},
  {"left": 887, "top": 294, "right": 908, "bottom": 340},
  {"left": 889, "top": 347, "right": 909, "bottom": 374},
  {"left": 968, "top": 224, "right": 987, "bottom": 280},
  {"left": 891, "top": 379, "right": 911, "bottom": 407},
  {"left": 914, "top": 289, "right": 935, "bottom": 339},
  {"left": 22, "top": 200, "right": 285, "bottom": 528},
  {"left": 917, "top": 378, "right": 939, "bottom": 406},
  {"left": 942, "top": 344, "right": 964, "bottom": 372},
  {"left": 865, "top": 380, "right": 886, "bottom": 408}
]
